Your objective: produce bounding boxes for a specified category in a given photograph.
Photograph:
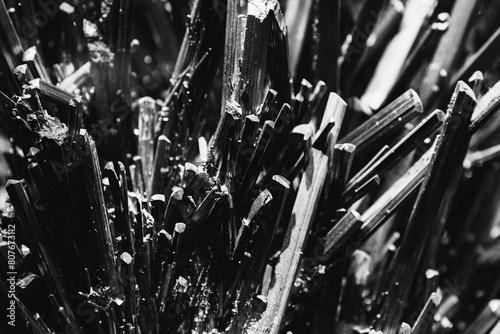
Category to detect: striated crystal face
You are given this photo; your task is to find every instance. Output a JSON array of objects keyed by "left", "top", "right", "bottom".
[{"left": 0, "top": 0, "right": 500, "bottom": 333}]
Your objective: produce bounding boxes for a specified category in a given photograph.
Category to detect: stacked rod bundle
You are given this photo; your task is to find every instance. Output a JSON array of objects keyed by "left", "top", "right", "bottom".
[{"left": 1, "top": 0, "right": 500, "bottom": 333}]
